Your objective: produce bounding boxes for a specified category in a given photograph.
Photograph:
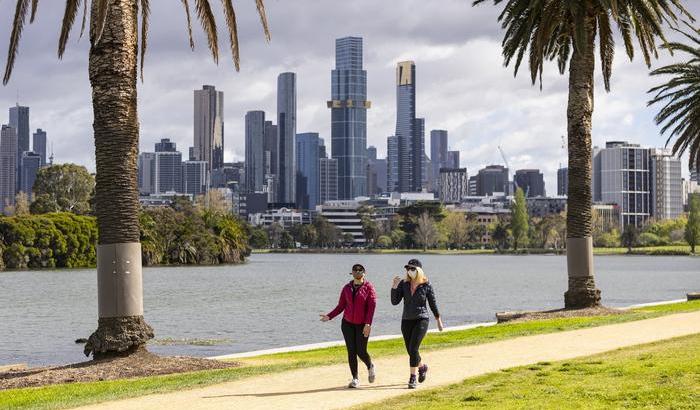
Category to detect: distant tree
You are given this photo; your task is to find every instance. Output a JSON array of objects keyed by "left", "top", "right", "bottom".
[
  {"left": 280, "top": 231, "right": 295, "bottom": 249},
  {"left": 686, "top": 194, "right": 700, "bottom": 254},
  {"left": 376, "top": 235, "right": 392, "bottom": 249},
  {"left": 266, "top": 223, "right": 283, "bottom": 248},
  {"left": 360, "top": 214, "right": 378, "bottom": 246},
  {"left": 443, "top": 211, "right": 469, "bottom": 248},
  {"left": 313, "top": 216, "right": 340, "bottom": 248},
  {"left": 594, "top": 228, "right": 620, "bottom": 248},
  {"left": 510, "top": 188, "right": 529, "bottom": 250},
  {"left": 30, "top": 164, "right": 95, "bottom": 215},
  {"left": 398, "top": 202, "right": 445, "bottom": 248},
  {"left": 491, "top": 219, "right": 511, "bottom": 251},
  {"left": 343, "top": 233, "right": 355, "bottom": 247},
  {"left": 13, "top": 192, "right": 30, "bottom": 216},
  {"left": 195, "top": 189, "right": 231, "bottom": 215},
  {"left": 621, "top": 225, "right": 639, "bottom": 253},
  {"left": 249, "top": 228, "right": 269, "bottom": 249},
  {"left": 390, "top": 228, "right": 406, "bottom": 249},
  {"left": 414, "top": 212, "right": 439, "bottom": 251}
]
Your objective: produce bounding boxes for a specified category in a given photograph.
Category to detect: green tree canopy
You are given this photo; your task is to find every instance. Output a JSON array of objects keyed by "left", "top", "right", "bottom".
[
  {"left": 686, "top": 194, "right": 700, "bottom": 253},
  {"left": 30, "top": 164, "right": 95, "bottom": 215},
  {"left": 510, "top": 187, "right": 529, "bottom": 250}
]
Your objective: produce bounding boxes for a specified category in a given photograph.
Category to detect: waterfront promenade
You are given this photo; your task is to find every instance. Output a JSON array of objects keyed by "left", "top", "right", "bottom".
[{"left": 75, "top": 310, "right": 700, "bottom": 410}]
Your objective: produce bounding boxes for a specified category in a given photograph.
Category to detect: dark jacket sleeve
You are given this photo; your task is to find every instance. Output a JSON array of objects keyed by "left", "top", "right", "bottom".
[
  {"left": 364, "top": 283, "right": 377, "bottom": 325},
  {"left": 327, "top": 286, "right": 347, "bottom": 320},
  {"left": 427, "top": 284, "right": 440, "bottom": 318},
  {"left": 391, "top": 281, "right": 404, "bottom": 305}
]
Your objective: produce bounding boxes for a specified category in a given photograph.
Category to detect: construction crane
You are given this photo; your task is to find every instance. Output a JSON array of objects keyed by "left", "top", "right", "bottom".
[{"left": 498, "top": 145, "right": 518, "bottom": 195}]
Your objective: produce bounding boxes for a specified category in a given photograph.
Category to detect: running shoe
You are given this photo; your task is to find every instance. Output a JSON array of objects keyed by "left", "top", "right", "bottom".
[
  {"left": 408, "top": 374, "right": 417, "bottom": 389},
  {"left": 368, "top": 364, "right": 376, "bottom": 383},
  {"left": 348, "top": 378, "right": 360, "bottom": 388},
  {"left": 418, "top": 364, "right": 429, "bottom": 383}
]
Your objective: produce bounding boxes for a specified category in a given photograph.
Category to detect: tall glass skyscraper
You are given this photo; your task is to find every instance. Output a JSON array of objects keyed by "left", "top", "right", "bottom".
[
  {"left": 32, "top": 128, "right": 47, "bottom": 166},
  {"left": 395, "top": 61, "right": 420, "bottom": 192},
  {"left": 387, "top": 135, "right": 399, "bottom": 192},
  {"left": 193, "top": 85, "right": 224, "bottom": 179},
  {"left": 296, "top": 133, "right": 320, "bottom": 209},
  {"left": 430, "top": 130, "right": 448, "bottom": 183},
  {"left": 9, "top": 104, "right": 29, "bottom": 154},
  {"left": 329, "top": 36, "right": 370, "bottom": 199},
  {"left": 245, "top": 110, "right": 266, "bottom": 192},
  {"left": 277, "top": 73, "right": 297, "bottom": 204}
]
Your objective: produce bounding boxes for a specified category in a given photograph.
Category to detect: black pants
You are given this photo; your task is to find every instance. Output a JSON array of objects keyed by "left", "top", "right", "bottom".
[
  {"left": 341, "top": 319, "right": 372, "bottom": 378},
  {"left": 401, "top": 318, "right": 429, "bottom": 367}
]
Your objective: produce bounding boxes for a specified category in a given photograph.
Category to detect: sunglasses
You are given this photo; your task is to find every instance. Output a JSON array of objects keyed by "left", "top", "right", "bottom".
[
  {"left": 352, "top": 269, "right": 365, "bottom": 273},
  {"left": 406, "top": 267, "right": 417, "bottom": 272}
]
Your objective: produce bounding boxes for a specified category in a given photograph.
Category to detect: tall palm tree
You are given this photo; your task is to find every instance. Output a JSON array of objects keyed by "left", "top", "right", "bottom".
[
  {"left": 474, "top": 0, "right": 691, "bottom": 308},
  {"left": 3, "top": 0, "right": 270, "bottom": 358},
  {"left": 648, "top": 27, "right": 700, "bottom": 173}
]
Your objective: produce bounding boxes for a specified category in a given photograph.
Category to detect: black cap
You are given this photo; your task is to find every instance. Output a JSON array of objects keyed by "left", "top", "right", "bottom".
[
  {"left": 404, "top": 259, "right": 422, "bottom": 269},
  {"left": 351, "top": 263, "right": 365, "bottom": 273}
]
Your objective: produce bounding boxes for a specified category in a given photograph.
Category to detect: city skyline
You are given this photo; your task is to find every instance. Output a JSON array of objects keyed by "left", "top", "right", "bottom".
[{"left": 2, "top": 1, "right": 700, "bottom": 191}]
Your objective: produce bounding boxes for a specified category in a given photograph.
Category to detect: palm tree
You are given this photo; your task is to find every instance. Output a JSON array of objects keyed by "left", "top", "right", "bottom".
[
  {"left": 3, "top": 0, "right": 270, "bottom": 358},
  {"left": 474, "top": 0, "right": 691, "bottom": 308},
  {"left": 648, "top": 27, "right": 700, "bottom": 173}
]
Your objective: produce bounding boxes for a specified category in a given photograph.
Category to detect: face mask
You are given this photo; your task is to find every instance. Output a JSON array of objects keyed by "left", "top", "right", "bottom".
[{"left": 407, "top": 270, "right": 417, "bottom": 279}]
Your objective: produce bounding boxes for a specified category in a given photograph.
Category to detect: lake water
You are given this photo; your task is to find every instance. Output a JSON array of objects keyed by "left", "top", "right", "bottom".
[{"left": 0, "top": 253, "right": 698, "bottom": 366}]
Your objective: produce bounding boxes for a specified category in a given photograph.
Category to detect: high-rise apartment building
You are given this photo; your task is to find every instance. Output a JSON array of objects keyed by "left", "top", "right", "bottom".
[
  {"left": 155, "top": 138, "right": 177, "bottom": 152},
  {"left": 32, "top": 128, "right": 47, "bottom": 166},
  {"left": 329, "top": 36, "right": 370, "bottom": 199},
  {"left": 514, "top": 169, "right": 545, "bottom": 197},
  {"left": 367, "top": 158, "right": 387, "bottom": 195},
  {"left": 155, "top": 151, "right": 183, "bottom": 193},
  {"left": 367, "top": 146, "right": 377, "bottom": 161},
  {"left": 182, "top": 160, "right": 208, "bottom": 196},
  {"left": 476, "top": 165, "right": 509, "bottom": 196},
  {"left": 9, "top": 104, "right": 29, "bottom": 154},
  {"left": 557, "top": 167, "right": 568, "bottom": 196},
  {"left": 245, "top": 111, "right": 266, "bottom": 192},
  {"left": 387, "top": 135, "right": 399, "bottom": 192},
  {"left": 446, "top": 150, "right": 460, "bottom": 169},
  {"left": 263, "top": 121, "right": 277, "bottom": 177},
  {"left": 395, "top": 61, "right": 421, "bottom": 192},
  {"left": 193, "top": 85, "right": 224, "bottom": 178},
  {"left": 20, "top": 152, "right": 41, "bottom": 198},
  {"left": 138, "top": 152, "right": 156, "bottom": 195},
  {"left": 296, "top": 133, "right": 320, "bottom": 209},
  {"left": 319, "top": 157, "right": 338, "bottom": 204},
  {"left": 430, "top": 130, "right": 448, "bottom": 190},
  {"left": 650, "top": 149, "right": 682, "bottom": 220},
  {"left": 0, "top": 125, "right": 18, "bottom": 212},
  {"left": 439, "top": 168, "right": 468, "bottom": 203},
  {"left": 277, "top": 72, "right": 297, "bottom": 204}
]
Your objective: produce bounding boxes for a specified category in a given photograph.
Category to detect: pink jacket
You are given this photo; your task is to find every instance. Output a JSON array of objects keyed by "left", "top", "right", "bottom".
[{"left": 327, "top": 281, "right": 377, "bottom": 325}]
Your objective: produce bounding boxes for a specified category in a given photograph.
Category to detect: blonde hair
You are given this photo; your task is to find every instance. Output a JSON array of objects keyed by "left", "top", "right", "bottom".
[{"left": 406, "top": 266, "right": 428, "bottom": 284}]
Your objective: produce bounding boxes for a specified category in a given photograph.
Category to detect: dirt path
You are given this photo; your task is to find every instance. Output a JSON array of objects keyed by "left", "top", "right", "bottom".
[{"left": 76, "top": 311, "right": 700, "bottom": 410}]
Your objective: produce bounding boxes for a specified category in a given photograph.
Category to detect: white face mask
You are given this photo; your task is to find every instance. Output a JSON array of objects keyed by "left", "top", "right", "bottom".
[{"left": 407, "top": 270, "right": 417, "bottom": 279}]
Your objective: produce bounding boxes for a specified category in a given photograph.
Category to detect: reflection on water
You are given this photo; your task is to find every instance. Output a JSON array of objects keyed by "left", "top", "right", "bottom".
[{"left": 0, "top": 253, "right": 697, "bottom": 366}]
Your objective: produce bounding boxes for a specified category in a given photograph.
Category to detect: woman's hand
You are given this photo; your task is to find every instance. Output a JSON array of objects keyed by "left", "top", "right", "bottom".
[
  {"left": 392, "top": 276, "right": 402, "bottom": 289},
  {"left": 436, "top": 317, "right": 444, "bottom": 332},
  {"left": 363, "top": 324, "right": 371, "bottom": 337},
  {"left": 319, "top": 314, "right": 330, "bottom": 322}
]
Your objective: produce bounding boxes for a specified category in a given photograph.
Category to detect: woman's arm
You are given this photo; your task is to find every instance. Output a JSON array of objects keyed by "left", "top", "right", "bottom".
[
  {"left": 391, "top": 279, "right": 403, "bottom": 305},
  {"left": 364, "top": 283, "right": 377, "bottom": 325},
  {"left": 427, "top": 284, "right": 440, "bottom": 319},
  {"left": 326, "top": 287, "right": 347, "bottom": 320}
]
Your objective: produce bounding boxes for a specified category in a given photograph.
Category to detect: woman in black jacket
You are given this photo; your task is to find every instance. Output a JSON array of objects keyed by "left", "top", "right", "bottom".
[{"left": 391, "top": 258, "right": 443, "bottom": 389}]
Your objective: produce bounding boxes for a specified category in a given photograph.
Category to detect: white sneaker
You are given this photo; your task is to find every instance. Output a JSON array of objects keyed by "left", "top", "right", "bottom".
[
  {"left": 348, "top": 378, "right": 360, "bottom": 388},
  {"left": 368, "top": 364, "right": 376, "bottom": 383}
]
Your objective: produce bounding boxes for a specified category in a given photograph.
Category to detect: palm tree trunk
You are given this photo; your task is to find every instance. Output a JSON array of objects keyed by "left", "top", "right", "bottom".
[
  {"left": 84, "top": 0, "right": 154, "bottom": 358},
  {"left": 564, "top": 13, "right": 601, "bottom": 309}
]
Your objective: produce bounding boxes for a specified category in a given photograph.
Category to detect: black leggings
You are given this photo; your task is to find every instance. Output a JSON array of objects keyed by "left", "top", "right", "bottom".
[
  {"left": 341, "top": 319, "right": 372, "bottom": 378},
  {"left": 401, "top": 318, "right": 429, "bottom": 367}
]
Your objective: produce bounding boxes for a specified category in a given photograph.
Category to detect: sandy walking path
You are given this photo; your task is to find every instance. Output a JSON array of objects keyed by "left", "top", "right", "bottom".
[{"left": 76, "top": 311, "right": 700, "bottom": 410}]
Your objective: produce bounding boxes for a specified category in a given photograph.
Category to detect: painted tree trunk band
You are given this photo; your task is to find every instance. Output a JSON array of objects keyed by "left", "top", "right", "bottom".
[
  {"left": 566, "top": 237, "right": 594, "bottom": 277},
  {"left": 97, "top": 242, "right": 143, "bottom": 317}
]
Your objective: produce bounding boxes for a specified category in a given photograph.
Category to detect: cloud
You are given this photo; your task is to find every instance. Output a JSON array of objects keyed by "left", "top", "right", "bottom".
[{"left": 1, "top": 0, "right": 698, "bottom": 189}]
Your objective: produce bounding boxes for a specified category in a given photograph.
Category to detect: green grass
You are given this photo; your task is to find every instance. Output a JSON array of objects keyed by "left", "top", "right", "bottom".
[
  {"left": 3, "top": 300, "right": 699, "bottom": 410},
  {"left": 358, "top": 333, "right": 700, "bottom": 410}
]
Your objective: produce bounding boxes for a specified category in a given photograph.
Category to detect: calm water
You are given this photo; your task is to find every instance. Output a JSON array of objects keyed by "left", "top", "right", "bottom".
[{"left": 0, "top": 253, "right": 698, "bottom": 366}]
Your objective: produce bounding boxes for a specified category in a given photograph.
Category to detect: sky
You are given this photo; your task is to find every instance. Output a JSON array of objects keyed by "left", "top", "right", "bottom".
[{"left": 1, "top": 0, "right": 699, "bottom": 191}]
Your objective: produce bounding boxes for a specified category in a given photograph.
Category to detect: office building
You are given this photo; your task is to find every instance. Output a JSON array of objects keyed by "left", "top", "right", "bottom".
[
  {"left": 468, "top": 175, "right": 478, "bottom": 196},
  {"left": 20, "top": 152, "right": 41, "bottom": 198},
  {"left": 32, "top": 128, "right": 47, "bottom": 166},
  {"left": 387, "top": 135, "right": 399, "bottom": 192},
  {"left": 329, "top": 36, "right": 370, "bottom": 199},
  {"left": 557, "top": 167, "right": 568, "bottom": 196},
  {"left": 395, "top": 61, "right": 421, "bottom": 192},
  {"left": 438, "top": 168, "right": 468, "bottom": 203},
  {"left": 9, "top": 104, "right": 29, "bottom": 154},
  {"left": 181, "top": 160, "right": 208, "bottom": 196},
  {"left": 193, "top": 85, "right": 224, "bottom": 178},
  {"left": 296, "top": 132, "right": 321, "bottom": 209},
  {"left": 155, "top": 151, "right": 182, "bottom": 193},
  {"left": 138, "top": 152, "right": 156, "bottom": 195},
  {"left": 245, "top": 110, "right": 266, "bottom": 192},
  {"left": 368, "top": 158, "right": 387, "bottom": 195},
  {"left": 0, "top": 125, "right": 18, "bottom": 212},
  {"left": 514, "top": 169, "right": 545, "bottom": 197},
  {"left": 319, "top": 157, "right": 339, "bottom": 204},
  {"left": 476, "top": 165, "right": 509, "bottom": 196},
  {"left": 650, "top": 148, "right": 682, "bottom": 220},
  {"left": 263, "top": 121, "right": 277, "bottom": 176},
  {"left": 155, "top": 138, "right": 177, "bottom": 152},
  {"left": 446, "top": 150, "right": 460, "bottom": 169},
  {"left": 430, "top": 130, "right": 448, "bottom": 190},
  {"left": 367, "top": 146, "right": 377, "bottom": 161},
  {"left": 277, "top": 72, "right": 297, "bottom": 203}
]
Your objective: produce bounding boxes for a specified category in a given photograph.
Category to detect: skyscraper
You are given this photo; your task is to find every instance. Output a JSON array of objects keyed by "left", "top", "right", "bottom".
[
  {"left": 20, "top": 152, "right": 41, "bottom": 198},
  {"left": 476, "top": 165, "right": 509, "bottom": 196},
  {"left": 245, "top": 111, "right": 266, "bottom": 192},
  {"left": 319, "top": 157, "right": 339, "bottom": 204},
  {"left": 387, "top": 135, "right": 399, "bottom": 192},
  {"left": 155, "top": 151, "right": 183, "bottom": 194},
  {"left": 263, "top": 120, "right": 278, "bottom": 177},
  {"left": 32, "top": 128, "right": 47, "bottom": 166},
  {"left": 329, "top": 37, "right": 370, "bottom": 199},
  {"left": 650, "top": 149, "right": 682, "bottom": 220},
  {"left": 438, "top": 168, "right": 468, "bottom": 203},
  {"left": 395, "top": 61, "right": 419, "bottom": 192},
  {"left": 138, "top": 152, "right": 156, "bottom": 195},
  {"left": 182, "top": 160, "right": 208, "bottom": 196},
  {"left": 557, "top": 167, "right": 568, "bottom": 196},
  {"left": 430, "top": 130, "right": 448, "bottom": 189},
  {"left": 514, "top": 169, "right": 545, "bottom": 197},
  {"left": 296, "top": 132, "right": 320, "bottom": 209},
  {"left": 446, "top": 150, "right": 460, "bottom": 169},
  {"left": 193, "top": 85, "right": 224, "bottom": 178},
  {"left": 0, "top": 125, "right": 18, "bottom": 212},
  {"left": 155, "top": 138, "right": 177, "bottom": 152},
  {"left": 415, "top": 117, "right": 427, "bottom": 190},
  {"left": 9, "top": 104, "right": 29, "bottom": 154},
  {"left": 277, "top": 72, "right": 297, "bottom": 204},
  {"left": 367, "top": 146, "right": 377, "bottom": 161}
]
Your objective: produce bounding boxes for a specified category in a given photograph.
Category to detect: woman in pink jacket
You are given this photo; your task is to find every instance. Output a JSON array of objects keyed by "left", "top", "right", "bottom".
[{"left": 320, "top": 263, "right": 377, "bottom": 388}]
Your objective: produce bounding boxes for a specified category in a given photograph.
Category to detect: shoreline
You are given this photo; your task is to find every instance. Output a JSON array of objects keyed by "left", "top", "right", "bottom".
[{"left": 253, "top": 246, "right": 694, "bottom": 256}]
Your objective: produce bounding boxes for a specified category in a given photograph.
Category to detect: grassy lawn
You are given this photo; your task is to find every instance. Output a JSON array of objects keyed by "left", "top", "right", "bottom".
[
  {"left": 359, "top": 333, "right": 700, "bottom": 409},
  {"left": 2, "top": 300, "right": 699, "bottom": 410}
]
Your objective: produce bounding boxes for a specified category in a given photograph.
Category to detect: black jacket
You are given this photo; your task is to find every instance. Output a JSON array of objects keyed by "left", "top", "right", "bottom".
[{"left": 391, "top": 280, "right": 440, "bottom": 320}]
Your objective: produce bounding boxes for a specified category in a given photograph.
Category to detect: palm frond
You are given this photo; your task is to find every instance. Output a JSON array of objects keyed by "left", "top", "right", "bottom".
[
  {"left": 3, "top": 0, "right": 31, "bottom": 85},
  {"left": 58, "top": 0, "right": 80, "bottom": 59},
  {"left": 29, "top": 0, "right": 39, "bottom": 23},
  {"left": 194, "top": 0, "right": 219, "bottom": 63},
  {"left": 598, "top": 10, "right": 614, "bottom": 92},
  {"left": 255, "top": 0, "right": 271, "bottom": 42},
  {"left": 181, "top": 0, "right": 195, "bottom": 50},
  {"left": 140, "top": 0, "right": 150, "bottom": 81},
  {"left": 92, "top": 0, "right": 111, "bottom": 45},
  {"left": 221, "top": 0, "right": 240, "bottom": 71},
  {"left": 79, "top": 0, "right": 88, "bottom": 39}
]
